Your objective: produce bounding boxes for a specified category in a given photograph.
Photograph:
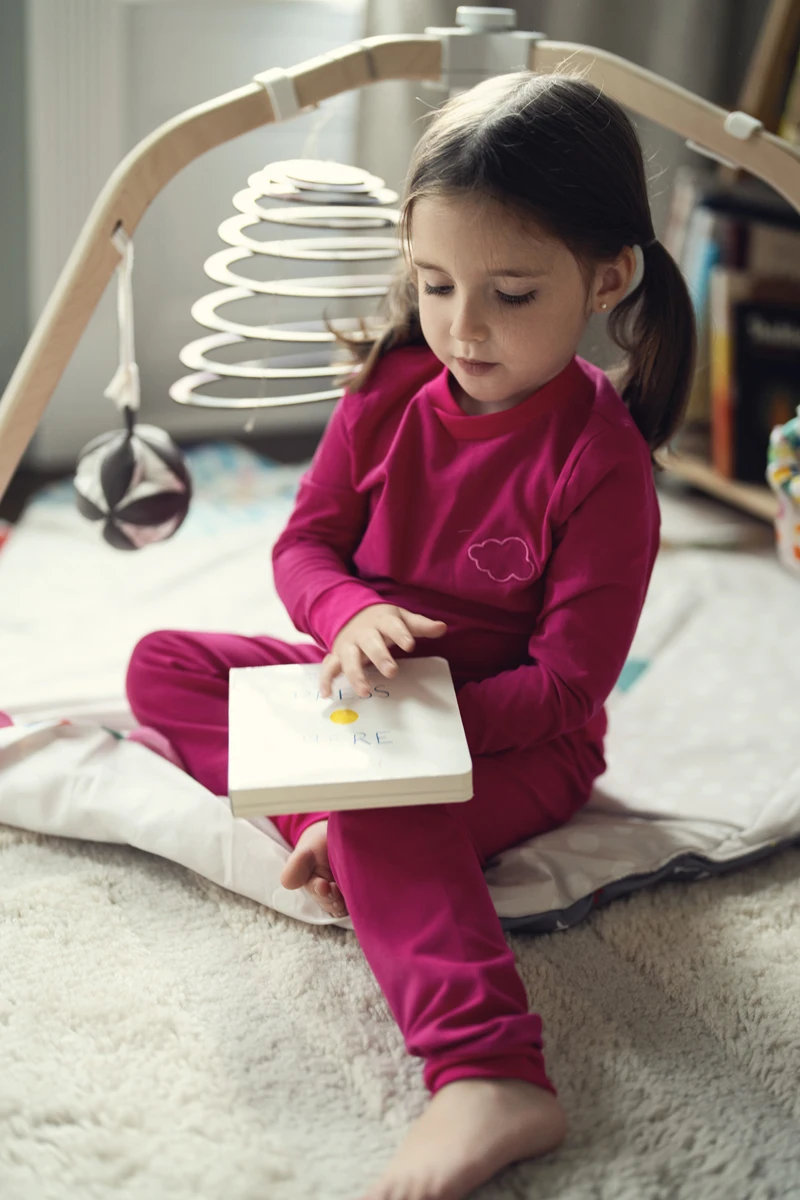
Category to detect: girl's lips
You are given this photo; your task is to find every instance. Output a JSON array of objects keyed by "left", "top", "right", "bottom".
[{"left": 455, "top": 358, "right": 497, "bottom": 376}]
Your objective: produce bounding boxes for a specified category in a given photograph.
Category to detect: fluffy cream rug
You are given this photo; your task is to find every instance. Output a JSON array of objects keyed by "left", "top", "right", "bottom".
[{"left": 1, "top": 823, "right": 798, "bottom": 1200}]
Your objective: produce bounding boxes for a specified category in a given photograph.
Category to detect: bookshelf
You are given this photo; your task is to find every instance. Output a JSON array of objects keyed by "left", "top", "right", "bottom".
[{"left": 662, "top": 0, "right": 800, "bottom": 523}]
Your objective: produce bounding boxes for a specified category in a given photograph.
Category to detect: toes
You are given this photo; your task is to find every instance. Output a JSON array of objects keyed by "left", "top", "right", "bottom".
[
  {"left": 306, "top": 877, "right": 348, "bottom": 918},
  {"left": 313, "top": 877, "right": 332, "bottom": 901},
  {"left": 329, "top": 882, "right": 348, "bottom": 917},
  {"left": 283, "top": 848, "right": 348, "bottom": 917},
  {"left": 280, "top": 846, "right": 316, "bottom": 890}
]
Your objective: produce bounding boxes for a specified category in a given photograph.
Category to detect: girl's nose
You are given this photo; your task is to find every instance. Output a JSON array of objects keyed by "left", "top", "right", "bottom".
[{"left": 450, "top": 299, "right": 487, "bottom": 344}]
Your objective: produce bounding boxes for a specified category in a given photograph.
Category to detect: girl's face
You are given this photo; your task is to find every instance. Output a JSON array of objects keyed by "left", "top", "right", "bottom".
[{"left": 411, "top": 192, "right": 622, "bottom": 414}]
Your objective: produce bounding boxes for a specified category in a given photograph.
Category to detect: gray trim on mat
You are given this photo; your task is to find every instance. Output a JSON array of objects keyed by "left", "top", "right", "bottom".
[{"left": 498, "top": 834, "right": 800, "bottom": 934}]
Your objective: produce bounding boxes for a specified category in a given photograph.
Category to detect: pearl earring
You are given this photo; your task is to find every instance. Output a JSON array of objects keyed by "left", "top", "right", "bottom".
[{"left": 600, "top": 302, "right": 608, "bottom": 311}]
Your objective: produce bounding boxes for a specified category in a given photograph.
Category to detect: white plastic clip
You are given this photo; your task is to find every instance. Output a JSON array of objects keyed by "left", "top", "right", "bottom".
[
  {"left": 723, "top": 111, "right": 763, "bottom": 140},
  {"left": 254, "top": 66, "right": 315, "bottom": 122},
  {"left": 686, "top": 110, "right": 763, "bottom": 170},
  {"left": 425, "top": 7, "right": 544, "bottom": 92}
]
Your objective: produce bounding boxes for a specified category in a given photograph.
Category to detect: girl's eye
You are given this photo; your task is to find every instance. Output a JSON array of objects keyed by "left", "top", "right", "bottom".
[
  {"left": 422, "top": 282, "right": 536, "bottom": 306},
  {"left": 497, "top": 290, "right": 536, "bottom": 306}
]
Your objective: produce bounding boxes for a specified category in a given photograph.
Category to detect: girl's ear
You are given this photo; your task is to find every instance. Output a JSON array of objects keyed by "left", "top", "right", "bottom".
[{"left": 592, "top": 246, "right": 638, "bottom": 313}]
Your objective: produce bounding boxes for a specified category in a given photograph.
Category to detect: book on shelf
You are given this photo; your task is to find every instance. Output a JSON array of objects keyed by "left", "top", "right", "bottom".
[
  {"left": 665, "top": 170, "right": 800, "bottom": 453},
  {"left": 746, "top": 220, "right": 800, "bottom": 277},
  {"left": 664, "top": 171, "right": 751, "bottom": 430},
  {"left": 228, "top": 656, "right": 473, "bottom": 818},
  {"left": 709, "top": 269, "right": 800, "bottom": 481}
]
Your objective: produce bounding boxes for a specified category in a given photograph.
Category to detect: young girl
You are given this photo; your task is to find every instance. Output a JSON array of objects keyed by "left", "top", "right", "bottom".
[{"left": 126, "top": 72, "right": 695, "bottom": 1200}]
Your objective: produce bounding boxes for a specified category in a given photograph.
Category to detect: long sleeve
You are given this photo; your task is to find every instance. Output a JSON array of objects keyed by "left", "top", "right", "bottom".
[
  {"left": 271, "top": 395, "right": 386, "bottom": 651},
  {"left": 456, "top": 429, "right": 660, "bottom": 757}
]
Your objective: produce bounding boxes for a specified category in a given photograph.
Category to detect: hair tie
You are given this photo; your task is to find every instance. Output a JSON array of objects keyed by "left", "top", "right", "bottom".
[
  {"left": 627, "top": 244, "right": 646, "bottom": 295},
  {"left": 621, "top": 239, "right": 657, "bottom": 299}
]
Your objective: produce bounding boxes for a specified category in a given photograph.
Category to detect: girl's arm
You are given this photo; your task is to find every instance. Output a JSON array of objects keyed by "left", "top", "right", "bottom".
[
  {"left": 455, "top": 429, "right": 660, "bottom": 757},
  {"left": 271, "top": 397, "right": 386, "bottom": 651}
]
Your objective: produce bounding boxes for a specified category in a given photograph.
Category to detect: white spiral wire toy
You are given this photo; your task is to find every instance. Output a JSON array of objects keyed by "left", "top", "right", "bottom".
[{"left": 170, "top": 160, "right": 401, "bottom": 412}]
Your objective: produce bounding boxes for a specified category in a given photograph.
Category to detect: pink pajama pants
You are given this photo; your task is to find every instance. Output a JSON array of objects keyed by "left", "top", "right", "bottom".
[{"left": 126, "top": 629, "right": 602, "bottom": 1097}]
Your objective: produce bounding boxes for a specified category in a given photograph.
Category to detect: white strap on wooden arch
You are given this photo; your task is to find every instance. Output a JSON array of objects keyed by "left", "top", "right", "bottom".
[
  {"left": 104, "top": 225, "right": 140, "bottom": 413},
  {"left": 254, "top": 66, "right": 316, "bottom": 121}
]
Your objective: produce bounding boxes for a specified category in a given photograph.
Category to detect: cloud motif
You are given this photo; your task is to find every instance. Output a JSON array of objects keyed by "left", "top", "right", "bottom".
[{"left": 468, "top": 536, "right": 536, "bottom": 583}]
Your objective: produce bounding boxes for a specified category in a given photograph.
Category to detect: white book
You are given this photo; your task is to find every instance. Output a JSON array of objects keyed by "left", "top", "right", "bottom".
[{"left": 228, "top": 656, "right": 473, "bottom": 818}]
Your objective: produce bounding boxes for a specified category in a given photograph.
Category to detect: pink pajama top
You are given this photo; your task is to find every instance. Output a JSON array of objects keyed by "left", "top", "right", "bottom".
[{"left": 271, "top": 345, "right": 660, "bottom": 761}]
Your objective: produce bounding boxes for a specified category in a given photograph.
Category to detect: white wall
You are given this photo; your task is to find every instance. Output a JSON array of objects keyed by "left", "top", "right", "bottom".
[
  {"left": 0, "top": 1, "right": 29, "bottom": 414},
  {"left": 24, "top": 0, "right": 365, "bottom": 469}
]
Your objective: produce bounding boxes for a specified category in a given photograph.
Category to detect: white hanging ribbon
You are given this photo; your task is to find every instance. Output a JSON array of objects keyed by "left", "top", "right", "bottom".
[{"left": 104, "top": 225, "right": 141, "bottom": 413}]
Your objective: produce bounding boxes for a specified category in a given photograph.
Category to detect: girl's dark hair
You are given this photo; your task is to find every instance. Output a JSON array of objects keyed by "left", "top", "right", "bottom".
[{"left": 336, "top": 71, "right": 696, "bottom": 452}]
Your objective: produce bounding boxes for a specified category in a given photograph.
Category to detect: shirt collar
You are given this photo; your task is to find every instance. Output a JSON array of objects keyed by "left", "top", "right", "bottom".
[{"left": 422, "top": 356, "right": 591, "bottom": 440}]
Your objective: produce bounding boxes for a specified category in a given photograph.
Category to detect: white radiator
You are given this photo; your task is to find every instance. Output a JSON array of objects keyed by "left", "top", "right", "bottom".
[{"left": 23, "top": 0, "right": 365, "bottom": 469}]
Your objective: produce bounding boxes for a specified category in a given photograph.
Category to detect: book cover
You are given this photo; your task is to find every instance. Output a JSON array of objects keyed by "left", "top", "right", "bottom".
[
  {"left": 710, "top": 269, "right": 800, "bottom": 481},
  {"left": 677, "top": 206, "right": 747, "bottom": 431},
  {"left": 732, "top": 298, "right": 800, "bottom": 482},
  {"left": 747, "top": 221, "right": 800, "bottom": 280},
  {"left": 228, "top": 656, "right": 473, "bottom": 818},
  {"left": 709, "top": 267, "right": 740, "bottom": 476}
]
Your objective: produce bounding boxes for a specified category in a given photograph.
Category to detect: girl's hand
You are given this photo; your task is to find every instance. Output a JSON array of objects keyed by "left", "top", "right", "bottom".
[{"left": 319, "top": 604, "right": 448, "bottom": 699}]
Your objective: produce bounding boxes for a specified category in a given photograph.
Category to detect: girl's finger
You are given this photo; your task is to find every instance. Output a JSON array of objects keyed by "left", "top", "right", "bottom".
[
  {"left": 318, "top": 653, "right": 342, "bottom": 699},
  {"left": 341, "top": 643, "right": 372, "bottom": 697},
  {"left": 359, "top": 629, "right": 399, "bottom": 677},
  {"left": 397, "top": 609, "right": 448, "bottom": 639},
  {"left": 382, "top": 616, "right": 417, "bottom": 653}
]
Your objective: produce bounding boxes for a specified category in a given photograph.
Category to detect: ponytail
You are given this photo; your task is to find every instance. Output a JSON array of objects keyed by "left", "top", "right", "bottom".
[
  {"left": 607, "top": 240, "right": 697, "bottom": 452},
  {"left": 328, "top": 268, "right": 424, "bottom": 394}
]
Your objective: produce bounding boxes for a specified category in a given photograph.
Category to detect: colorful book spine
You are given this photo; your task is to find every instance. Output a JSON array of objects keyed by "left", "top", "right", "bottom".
[
  {"left": 710, "top": 268, "right": 800, "bottom": 482},
  {"left": 709, "top": 268, "right": 736, "bottom": 477}
]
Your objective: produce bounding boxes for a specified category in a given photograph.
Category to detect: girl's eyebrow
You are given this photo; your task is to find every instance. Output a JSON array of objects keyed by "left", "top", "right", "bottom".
[{"left": 412, "top": 259, "right": 548, "bottom": 278}]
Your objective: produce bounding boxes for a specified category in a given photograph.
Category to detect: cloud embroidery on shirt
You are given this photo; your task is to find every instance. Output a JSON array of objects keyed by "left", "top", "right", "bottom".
[{"left": 468, "top": 536, "right": 536, "bottom": 583}]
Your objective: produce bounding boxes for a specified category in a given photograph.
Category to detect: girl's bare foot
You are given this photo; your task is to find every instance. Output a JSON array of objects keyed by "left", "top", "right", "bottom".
[
  {"left": 279, "top": 819, "right": 348, "bottom": 919},
  {"left": 361, "top": 1077, "right": 567, "bottom": 1200}
]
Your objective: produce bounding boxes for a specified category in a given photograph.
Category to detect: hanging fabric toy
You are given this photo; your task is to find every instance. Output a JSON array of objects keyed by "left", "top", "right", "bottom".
[{"left": 74, "top": 225, "right": 192, "bottom": 550}]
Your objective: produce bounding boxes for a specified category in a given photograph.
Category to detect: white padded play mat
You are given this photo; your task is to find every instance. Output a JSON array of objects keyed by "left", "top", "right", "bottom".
[{"left": 1, "top": 443, "right": 799, "bottom": 934}]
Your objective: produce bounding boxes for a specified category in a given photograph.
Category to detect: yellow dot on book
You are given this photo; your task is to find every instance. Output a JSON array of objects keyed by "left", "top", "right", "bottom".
[{"left": 329, "top": 708, "right": 358, "bottom": 725}]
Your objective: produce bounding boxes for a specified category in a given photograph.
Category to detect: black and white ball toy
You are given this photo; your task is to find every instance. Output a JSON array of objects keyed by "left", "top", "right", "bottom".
[{"left": 74, "top": 411, "right": 192, "bottom": 550}]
